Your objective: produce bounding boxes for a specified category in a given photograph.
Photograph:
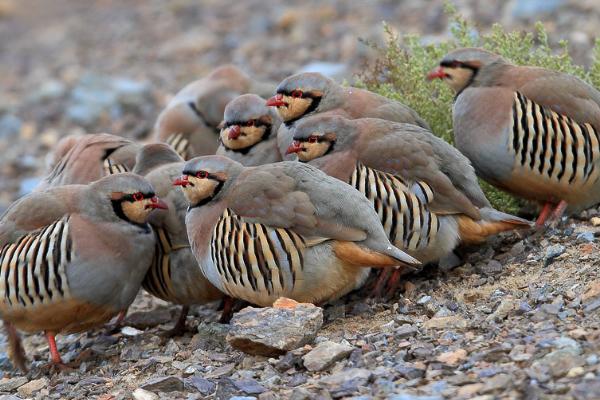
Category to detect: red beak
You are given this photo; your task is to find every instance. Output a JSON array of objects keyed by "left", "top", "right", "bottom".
[
  {"left": 427, "top": 66, "right": 448, "bottom": 81},
  {"left": 173, "top": 175, "right": 189, "bottom": 187},
  {"left": 147, "top": 196, "right": 169, "bottom": 210},
  {"left": 228, "top": 125, "right": 241, "bottom": 140},
  {"left": 286, "top": 140, "right": 303, "bottom": 155},
  {"left": 266, "top": 93, "right": 287, "bottom": 107}
]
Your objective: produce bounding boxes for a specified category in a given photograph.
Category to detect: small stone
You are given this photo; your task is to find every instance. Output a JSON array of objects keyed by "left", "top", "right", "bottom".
[
  {"left": 395, "top": 324, "right": 418, "bottom": 339},
  {"left": 0, "top": 377, "right": 28, "bottom": 391},
  {"left": 17, "top": 378, "right": 47, "bottom": 397},
  {"left": 233, "top": 378, "right": 266, "bottom": 395},
  {"left": 132, "top": 388, "right": 159, "bottom": 400},
  {"left": 480, "top": 374, "right": 512, "bottom": 393},
  {"left": 186, "top": 375, "right": 216, "bottom": 395},
  {"left": 424, "top": 316, "right": 468, "bottom": 330},
  {"left": 227, "top": 298, "right": 323, "bottom": 356},
  {"left": 531, "top": 349, "right": 585, "bottom": 379},
  {"left": 303, "top": 340, "right": 354, "bottom": 371},
  {"left": 586, "top": 354, "right": 598, "bottom": 365},
  {"left": 394, "top": 362, "right": 426, "bottom": 379},
  {"left": 121, "top": 326, "right": 144, "bottom": 336},
  {"left": 571, "top": 377, "right": 600, "bottom": 399},
  {"left": 591, "top": 217, "right": 600, "bottom": 226},
  {"left": 545, "top": 244, "right": 565, "bottom": 263},
  {"left": 480, "top": 260, "right": 503, "bottom": 275},
  {"left": 417, "top": 295, "right": 431, "bottom": 305},
  {"left": 436, "top": 349, "right": 467, "bottom": 365},
  {"left": 486, "top": 297, "right": 517, "bottom": 321},
  {"left": 390, "top": 393, "right": 443, "bottom": 400},
  {"left": 141, "top": 376, "right": 184, "bottom": 392},
  {"left": 319, "top": 368, "right": 372, "bottom": 397},
  {"left": 567, "top": 367, "right": 585, "bottom": 377},
  {"left": 577, "top": 232, "right": 595, "bottom": 242}
]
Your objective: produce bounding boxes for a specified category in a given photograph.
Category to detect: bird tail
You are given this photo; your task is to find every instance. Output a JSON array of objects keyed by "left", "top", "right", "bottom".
[
  {"left": 458, "top": 207, "right": 532, "bottom": 244},
  {"left": 333, "top": 240, "right": 421, "bottom": 270},
  {"left": 3, "top": 320, "right": 27, "bottom": 373}
]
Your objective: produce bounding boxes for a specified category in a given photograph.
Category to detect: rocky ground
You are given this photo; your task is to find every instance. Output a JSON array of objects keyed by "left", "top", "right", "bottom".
[{"left": 1, "top": 0, "right": 600, "bottom": 399}]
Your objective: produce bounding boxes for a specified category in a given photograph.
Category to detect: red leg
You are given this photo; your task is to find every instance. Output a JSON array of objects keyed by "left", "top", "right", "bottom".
[
  {"left": 114, "top": 310, "right": 126, "bottom": 326},
  {"left": 551, "top": 200, "right": 568, "bottom": 221},
  {"left": 535, "top": 203, "right": 553, "bottom": 228},
  {"left": 371, "top": 269, "right": 392, "bottom": 298},
  {"left": 385, "top": 268, "right": 403, "bottom": 298},
  {"left": 219, "top": 296, "right": 234, "bottom": 324},
  {"left": 45, "top": 331, "right": 62, "bottom": 364}
]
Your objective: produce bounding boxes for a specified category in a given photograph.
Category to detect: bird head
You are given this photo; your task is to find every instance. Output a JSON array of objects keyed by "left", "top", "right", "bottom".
[
  {"left": 174, "top": 156, "right": 241, "bottom": 208},
  {"left": 427, "top": 48, "right": 504, "bottom": 93},
  {"left": 266, "top": 72, "right": 332, "bottom": 123},
  {"left": 286, "top": 114, "right": 353, "bottom": 162},
  {"left": 219, "top": 94, "right": 277, "bottom": 152},
  {"left": 92, "top": 173, "right": 168, "bottom": 227}
]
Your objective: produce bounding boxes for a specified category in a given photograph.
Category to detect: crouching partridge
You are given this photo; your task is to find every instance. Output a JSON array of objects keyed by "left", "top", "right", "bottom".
[
  {"left": 216, "top": 94, "right": 283, "bottom": 166},
  {"left": 266, "top": 72, "right": 430, "bottom": 160},
  {"left": 429, "top": 48, "right": 600, "bottom": 226},
  {"left": 155, "top": 65, "right": 275, "bottom": 159},
  {"left": 0, "top": 173, "right": 167, "bottom": 371},
  {"left": 133, "top": 144, "right": 224, "bottom": 333},
  {"left": 286, "top": 115, "right": 531, "bottom": 274},
  {"left": 38, "top": 133, "right": 140, "bottom": 190},
  {"left": 175, "top": 156, "right": 420, "bottom": 306}
]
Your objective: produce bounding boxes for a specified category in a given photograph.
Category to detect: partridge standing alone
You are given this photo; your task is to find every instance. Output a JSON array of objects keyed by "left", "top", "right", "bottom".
[
  {"left": 286, "top": 115, "right": 531, "bottom": 269},
  {"left": 37, "top": 133, "right": 140, "bottom": 190},
  {"left": 133, "top": 144, "right": 224, "bottom": 333},
  {"left": 428, "top": 48, "right": 600, "bottom": 225},
  {"left": 0, "top": 174, "right": 167, "bottom": 371},
  {"left": 175, "top": 156, "right": 420, "bottom": 306},
  {"left": 216, "top": 94, "right": 283, "bottom": 166},
  {"left": 155, "top": 65, "right": 275, "bottom": 159},
  {"left": 265, "top": 72, "right": 430, "bottom": 159}
]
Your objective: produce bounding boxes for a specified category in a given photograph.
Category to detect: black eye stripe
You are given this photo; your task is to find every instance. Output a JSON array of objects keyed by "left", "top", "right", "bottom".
[
  {"left": 224, "top": 120, "right": 268, "bottom": 128},
  {"left": 278, "top": 91, "right": 319, "bottom": 99},
  {"left": 121, "top": 192, "right": 155, "bottom": 202}
]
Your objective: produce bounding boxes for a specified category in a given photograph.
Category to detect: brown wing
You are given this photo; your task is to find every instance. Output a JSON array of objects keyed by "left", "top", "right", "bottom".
[
  {"left": 0, "top": 186, "right": 79, "bottom": 247},
  {"left": 357, "top": 123, "right": 481, "bottom": 219},
  {"left": 510, "top": 66, "right": 600, "bottom": 129}
]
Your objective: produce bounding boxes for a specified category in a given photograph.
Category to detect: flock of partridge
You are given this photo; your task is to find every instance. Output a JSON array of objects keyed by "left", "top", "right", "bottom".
[{"left": 2, "top": 47, "right": 599, "bottom": 373}]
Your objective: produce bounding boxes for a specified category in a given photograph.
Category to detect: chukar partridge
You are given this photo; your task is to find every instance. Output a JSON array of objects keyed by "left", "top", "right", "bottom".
[
  {"left": 174, "top": 156, "right": 420, "bottom": 306},
  {"left": 38, "top": 133, "right": 140, "bottom": 190},
  {"left": 216, "top": 94, "right": 283, "bottom": 166},
  {"left": 286, "top": 115, "right": 531, "bottom": 292},
  {"left": 155, "top": 65, "right": 275, "bottom": 159},
  {"left": 133, "top": 144, "right": 224, "bottom": 333},
  {"left": 266, "top": 72, "right": 429, "bottom": 161},
  {"left": 428, "top": 48, "right": 600, "bottom": 225},
  {"left": 0, "top": 173, "right": 167, "bottom": 371}
]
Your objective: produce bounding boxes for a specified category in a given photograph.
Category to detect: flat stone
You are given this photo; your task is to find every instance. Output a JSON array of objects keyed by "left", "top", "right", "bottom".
[
  {"left": 480, "top": 374, "right": 512, "bottom": 394},
  {"left": 390, "top": 393, "right": 443, "bottom": 400},
  {"left": 17, "top": 378, "right": 47, "bottom": 397},
  {"left": 487, "top": 297, "right": 517, "bottom": 321},
  {"left": 140, "top": 376, "right": 184, "bottom": 393},
  {"left": 395, "top": 325, "right": 418, "bottom": 339},
  {"left": 303, "top": 340, "right": 354, "bottom": 371},
  {"left": 186, "top": 375, "right": 216, "bottom": 395},
  {"left": 132, "top": 388, "right": 159, "bottom": 400},
  {"left": 227, "top": 298, "right": 323, "bottom": 356},
  {"left": 423, "top": 316, "right": 468, "bottom": 330},
  {"left": 571, "top": 377, "right": 600, "bottom": 400},
  {"left": 233, "top": 378, "right": 266, "bottom": 395},
  {"left": 126, "top": 308, "right": 175, "bottom": 329},
  {"left": 531, "top": 349, "right": 585, "bottom": 379},
  {"left": 436, "top": 348, "right": 467, "bottom": 365},
  {"left": 0, "top": 377, "right": 28, "bottom": 392},
  {"left": 319, "top": 368, "right": 372, "bottom": 398}
]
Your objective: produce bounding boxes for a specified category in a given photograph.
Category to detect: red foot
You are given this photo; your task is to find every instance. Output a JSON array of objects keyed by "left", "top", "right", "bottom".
[
  {"left": 45, "top": 331, "right": 62, "bottom": 364},
  {"left": 535, "top": 203, "right": 553, "bottom": 228}
]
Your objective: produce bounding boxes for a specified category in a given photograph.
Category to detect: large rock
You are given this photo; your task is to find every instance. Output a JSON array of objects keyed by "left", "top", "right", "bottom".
[
  {"left": 303, "top": 340, "right": 354, "bottom": 371},
  {"left": 227, "top": 298, "right": 323, "bottom": 356}
]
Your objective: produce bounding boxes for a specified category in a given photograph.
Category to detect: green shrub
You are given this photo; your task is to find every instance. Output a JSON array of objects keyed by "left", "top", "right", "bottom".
[{"left": 356, "top": 3, "right": 600, "bottom": 213}]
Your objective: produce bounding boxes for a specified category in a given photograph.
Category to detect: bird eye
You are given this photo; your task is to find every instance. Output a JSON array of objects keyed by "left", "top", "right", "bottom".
[
  {"left": 196, "top": 170, "right": 209, "bottom": 179},
  {"left": 246, "top": 120, "right": 255, "bottom": 127},
  {"left": 291, "top": 90, "right": 303, "bottom": 98},
  {"left": 133, "top": 192, "right": 144, "bottom": 201},
  {"left": 308, "top": 136, "right": 319, "bottom": 143}
]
